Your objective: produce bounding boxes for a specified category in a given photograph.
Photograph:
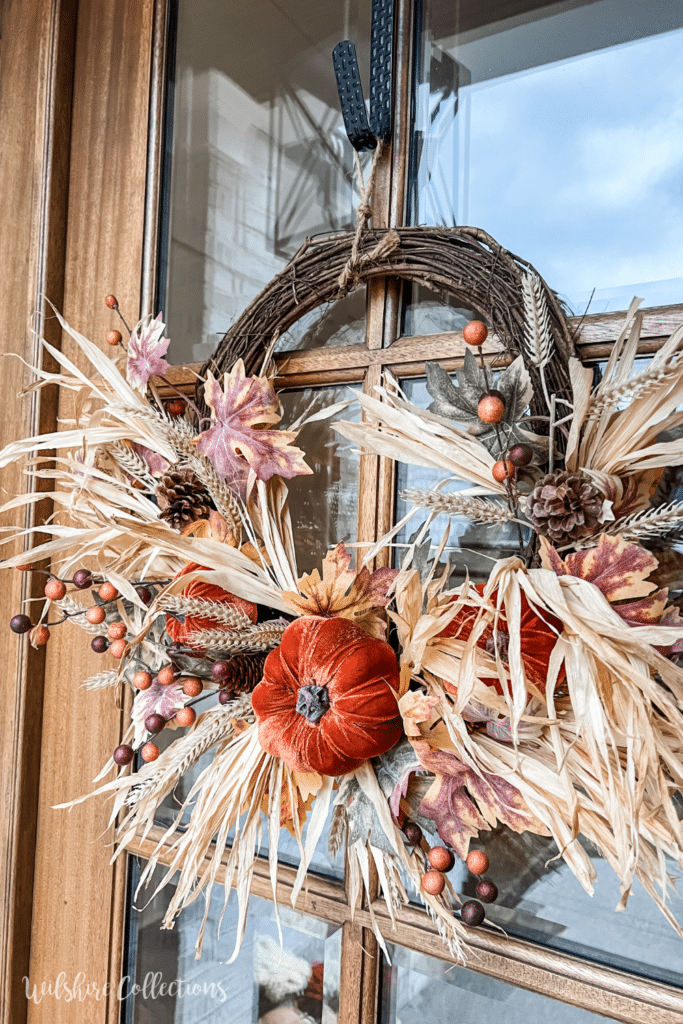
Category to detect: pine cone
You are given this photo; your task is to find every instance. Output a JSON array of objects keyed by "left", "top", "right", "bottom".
[
  {"left": 156, "top": 469, "right": 212, "bottom": 530},
  {"left": 219, "top": 653, "right": 267, "bottom": 695},
  {"left": 527, "top": 470, "right": 604, "bottom": 546}
]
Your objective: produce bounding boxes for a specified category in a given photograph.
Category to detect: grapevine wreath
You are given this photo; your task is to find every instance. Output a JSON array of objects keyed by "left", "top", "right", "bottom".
[{"left": 4, "top": 207, "right": 683, "bottom": 962}]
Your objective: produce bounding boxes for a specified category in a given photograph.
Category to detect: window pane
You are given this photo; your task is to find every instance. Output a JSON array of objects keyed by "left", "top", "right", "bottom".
[
  {"left": 152, "top": 384, "right": 359, "bottom": 880},
  {"left": 393, "top": 365, "right": 683, "bottom": 986},
  {"left": 380, "top": 943, "right": 620, "bottom": 1024},
  {"left": 127, "top": 872, "right": 341, "bottom": 1023},
  {"left": 408, "top": 0, "right": 683, "bottom": 327},
  {"left": 165, "top": 0, "right": 372, "bottom": 362},
  {"left": 394, "top": 378, "right": 523, "bottom": 583}
]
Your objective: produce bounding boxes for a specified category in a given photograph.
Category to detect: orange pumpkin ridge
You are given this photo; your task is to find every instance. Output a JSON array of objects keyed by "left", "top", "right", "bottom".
[
  {"left": 251, "top": 616, "right": 402, "bottom": 776},
  {"left": 165, "top": 561, "right": 258, "bottom": 652}
]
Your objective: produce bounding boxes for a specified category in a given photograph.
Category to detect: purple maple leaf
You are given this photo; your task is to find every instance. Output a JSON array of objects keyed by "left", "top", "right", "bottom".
[
  {"left": 195, "top": 365, "right": 312, "bottom": 490},
  {"left": 416, "top": 746, "right": 545, "bottom": 858},
  {"left": 131, "top": 676, "right": 186, "bottom": 746},
  {"left": 127, "top": 313, "right": 171, "bottom": 393}
]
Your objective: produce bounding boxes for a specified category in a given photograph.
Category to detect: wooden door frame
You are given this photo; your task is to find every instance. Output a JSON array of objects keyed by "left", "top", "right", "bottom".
[{"left": 3, "top": 2, "right": 683, "bottom": 1023}]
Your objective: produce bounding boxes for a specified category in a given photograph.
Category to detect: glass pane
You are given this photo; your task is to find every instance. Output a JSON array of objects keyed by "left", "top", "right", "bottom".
[
  {"left": 278, "top": 386, "right": 361, "bottom": 575},
  {"left": 394, "top": 362, "right": 683, "bottom": 986},
  {"left": 126, "top": 872, "right": 341, "bottom": 1023},
  {"left": 409, "top": 0, "right": 683, "bottom": 320},
  {"left": 380, "top": 943, "right": 620, "bottom": 1024},
  {"left": 165, "top": 0, "right": 372, "bottom": 362},
  {"left": 394, "top": 378, "right": 523, "bottom": 583},
  {"left": 152, "top": 384, "right": 359, "bottom": 880}
]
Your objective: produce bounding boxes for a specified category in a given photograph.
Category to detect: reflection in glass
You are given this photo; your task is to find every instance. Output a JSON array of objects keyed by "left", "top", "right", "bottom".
[
  {"left": 394, "top": 378, "right": 521, "bottom": 583},
  {"left": 165, "top": 0, "right": 372, "bottom": 361},
  {"left": 410, "top": 1, "right": 683, "bottom": 318},
  {"left": 128, "top": 877, "right": 341, "bottom": 1024},
  {"left": 278, "top": 386, "right": 360, "bottom": 576},
  {"left": 380, "top": 943, "right": 619, "bottom": 1024}
]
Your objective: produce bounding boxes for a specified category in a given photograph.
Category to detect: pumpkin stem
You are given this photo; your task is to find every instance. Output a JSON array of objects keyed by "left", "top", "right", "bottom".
[{"left": 296, "top": 684, "right": 330, "bottom": 723}]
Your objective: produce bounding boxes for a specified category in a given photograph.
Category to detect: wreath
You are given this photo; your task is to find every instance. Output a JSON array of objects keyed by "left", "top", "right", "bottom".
[{"left": 4, "top": 202, "right": 683, "bottom": 962}]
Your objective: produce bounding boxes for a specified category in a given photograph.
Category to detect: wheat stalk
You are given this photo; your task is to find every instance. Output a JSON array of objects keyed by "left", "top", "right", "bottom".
[
  {"left": 402, "top": 488, "right": 514, "bottom": 525},
  {"left": 105, "top": 439, "right": 157, "bottom": 489},
  {"left": 328, "top": 805, "right": 347, "bottom": 859},
  {"left": 159, "top": 594, "right": 253, "bottom": 628},
  {"left": 81, "top": 670, "right": 119, "bottom": 690},
  {"left": 587, "top": 358, "right": 683, "bottom": 418},
  {"left": 54, "top": 594, "right": 104, "bottom": 633},
  {"left": 522, "top": 271, "right": 553, "bottom": 371},
  {"left": 184, "top": 620, "right": 287, "bottom": 653},
  {"left": 607, "top": 501, "right": 683, "bottom": 541},
  {"left": 126, "top": 696, "right": 254, "bottom": 808}
]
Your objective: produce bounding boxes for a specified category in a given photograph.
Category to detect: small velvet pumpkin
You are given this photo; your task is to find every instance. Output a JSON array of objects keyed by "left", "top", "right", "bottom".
[
  {"left": 165, "top": 561, "right": 257, "bottom": 651},
  {"left": 251, "top": 616, "right": 402, "bottom": 776},
  {"left": 440, "top": 586, "right": 563, "bottom": 695}
]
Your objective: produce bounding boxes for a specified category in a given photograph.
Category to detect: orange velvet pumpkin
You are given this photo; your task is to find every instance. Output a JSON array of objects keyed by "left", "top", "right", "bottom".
[
  {"left": 440, "top": 586, "right": 563, "bottom": 695},
  {"left": 165, "top": 561, "right": 258, "bottom": 651},
  {"left": 251, "top": 616, "right": 402, "bottom": 776}
]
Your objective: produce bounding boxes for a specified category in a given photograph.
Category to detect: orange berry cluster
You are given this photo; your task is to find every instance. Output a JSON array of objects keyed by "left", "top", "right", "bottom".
[{"left": 464, "top": 319, "right": 534, "bottom": 485}]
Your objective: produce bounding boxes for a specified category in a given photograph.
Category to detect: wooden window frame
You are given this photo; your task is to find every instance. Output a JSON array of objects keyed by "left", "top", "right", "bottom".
[{"left": 2, "top": 2, "right": 683, "bottom": 1024}]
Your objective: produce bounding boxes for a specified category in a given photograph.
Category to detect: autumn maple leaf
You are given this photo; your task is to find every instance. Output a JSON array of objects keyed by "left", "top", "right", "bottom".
[
  {"left": 281, "top": 542, "right": 398, "bottom": 638},
  {"left": 126, "top": 313, "right": 171, "bottom": 392},
  {"left": 195, "top": 364, "right": 312, "bottom": 493},
  {"left": 542, "top": 533, "right": 683, "bottom": 653}
]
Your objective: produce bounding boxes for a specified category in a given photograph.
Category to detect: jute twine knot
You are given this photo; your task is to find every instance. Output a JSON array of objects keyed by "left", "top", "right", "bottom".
[{"left": 336, "top": 140, "right": 400, "bottom": 296}]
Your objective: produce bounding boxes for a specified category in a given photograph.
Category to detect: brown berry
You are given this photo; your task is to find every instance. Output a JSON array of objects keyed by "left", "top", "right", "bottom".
[
  {"left": 182, "top": 677, "right": 203, "bottom": 698},
  {"left": 73, "top": 569, "right": 92, "bottom": 590},
  {"left": 475, "top": 879, "right": 498, "bottom": 903},
  {"left": 109, "top": 638, "right": 127, "bottom": 658},
  {"left": 175, "top": 706, "right": 197, "bottom": 727},
  {"left": 86, "top": 605, "right": 106, "bottom": 624},
  {"left": 98, "top": 581, "right": 119, "bottom": 601},
  {"left": 492, "top": 460, "right": 515, "bottom": 483},
  {"left": 105, "top": 294, "right": 118, "bottom": 309},
  {"left": 218, "top": 688, "right": 234, "bottom": 705},
  {"left": 91, "top": 636, "right": 108, "bottom": 653},
  {"left": 136, "top": 585, "right": 152, "bottom": 604},
  {"left": 30, "top": 625, "right": 50, "bottom": 647},
  {"left": 16, "top": 564, "right": 35, "bottom": 572},
  {"left": 10, "top": 614, "right": 32, "bottom": 634},
  {"left": 144, "top": 712, "right": 166, "bottom": 734},
  {"left": 463, "top": 320, "right": 488, "bottom": 346},
  {"left": 428, "top": 846, "right": 455, "bottom": 872},
  {"left": 113, "top": 744, "right": 134, "bottom": 766},
  {"left": 508, "top": 444, "right": 533, "bottom": 468},
  {"left": 212, "top": 661, "right": 230, "bottom": 682},
  {"left": 44, "top": 578, "right": 66, "bottom": 601},
  {"left": 140, "top": 742, "right": 160, "bottom": 763},
  {"left": 422, "top": 870, "right": 446, "bottom": 896},
  {"left": 466, "top": 849, "right": 489, "bottom": 875},
  {"left": 461, "top": 899, "right": 485, "bottom": 927},
  {"left": 477, "top": 394, "right": 505, "bottom": 424},
  {"left": 106, "top": 330, "right": 122, "bottom": 346},
  {"left": 158, "top": 665, "right": 176, "bottom": 686},
  {"left": 133, "top": 671, "right": 153, "bottom": 690},
  {"left": 166, "top": 399, "right": 186, "bottom": 418},
  {"left": 107, "top": 621, "right": 127, "bottom": 640},
  {"left": 403, "top": 821, "right": 423, "bottom": 845}
]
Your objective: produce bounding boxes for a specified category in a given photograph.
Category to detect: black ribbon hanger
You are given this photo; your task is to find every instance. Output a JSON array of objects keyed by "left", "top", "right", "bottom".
[{"left": 333, "top": 0, "right": 394, "bottom": 151}]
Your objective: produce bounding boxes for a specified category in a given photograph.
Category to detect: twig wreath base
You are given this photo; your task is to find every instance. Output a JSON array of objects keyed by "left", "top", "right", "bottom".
[{"left": 201, "top": 225, "right": 578, "bottom": 423}]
